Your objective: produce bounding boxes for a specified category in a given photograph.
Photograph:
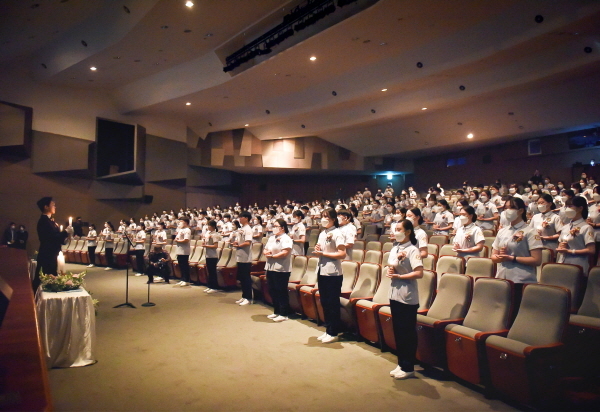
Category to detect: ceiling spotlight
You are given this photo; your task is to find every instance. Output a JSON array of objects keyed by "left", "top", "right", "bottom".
[
  {"left": 467, "top": 133, "right": 474, "bottom": 139},
  {"left": 421, "top": 107, "right": 427, "bottom": 110},
  {"left": 185, "top": 1, "right": 194, "bottom": 7},
  {"left": 244, "top": 124, "right": 249, "bottom": 127},
  {"left": 301, "top": 124, "right": 306, "bottom": 128},
  {"left": 186, "top": 102, "right": 191, "bottom": 106},
  {"left": 309, "top": 56, "right": 317, "bottom": 61},
  {"left": 416, "top": 62, "right": 423, "bottom": 68},
  {"left": 381, "top": 88, "right": 388, "bottom": 92},
  {"left": 459, "top": 85, "right": 466, "bottom": 90},
  {"left": 90, "top": 66, "right": 97, "bottom": 71},
  {"left": 371, "top": 109, "right": 376, "bottom": 113}
]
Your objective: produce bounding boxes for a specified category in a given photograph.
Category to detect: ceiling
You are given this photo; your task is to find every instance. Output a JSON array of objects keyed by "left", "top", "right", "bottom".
[{"left": 1, "top": 0, "right": 600, "bottom": 162}]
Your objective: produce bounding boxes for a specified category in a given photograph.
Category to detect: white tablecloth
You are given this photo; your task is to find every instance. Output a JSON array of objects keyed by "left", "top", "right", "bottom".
[{"left": 36, "top": 288, "right": 96, "bottom": 368}]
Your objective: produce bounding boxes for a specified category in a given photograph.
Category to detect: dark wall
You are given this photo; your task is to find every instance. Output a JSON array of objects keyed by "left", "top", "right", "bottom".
[{"left": 413, "top": 133, "right": 600, "bottom": 191}]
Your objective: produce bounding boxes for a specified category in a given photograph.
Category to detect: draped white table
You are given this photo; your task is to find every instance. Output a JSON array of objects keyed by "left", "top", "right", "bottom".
[{"left": 36, "top": 288, "right": 96, "bottom": 368}]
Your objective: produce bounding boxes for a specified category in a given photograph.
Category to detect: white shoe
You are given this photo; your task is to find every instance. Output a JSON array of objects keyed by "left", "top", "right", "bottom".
[
  {"left": 155, "top": 277, "right": 163, "bottom": 282},
  {"left": 390, "top": 366, "right": 401, "bottom": 376},
  {"left": 203, "top": 287, "right": 211, "bottom": 292},
  {"left": 235, "top": 298, "right": 245, "bottom": 304},
  {"left": 393, "top": 370, "right": 415, "bottom": 380},
  {"left": 239, "top": 298, "right": 250, "bottom": 306},
  {"left": 135, "top": 273, "right": 144, "bottom": 277},
  {"left": 317, "top": 332, "right": 328, "bottom": 341},
  {"left": 273, "top": 315, "right": 288, "bottom": 322},
  {"left": 175, "top": 281, "right": 183, "bottom": 285},
  {"left": 267, "top": 314, "right": 278, "bottom": 319},
  {"left": 321, "top": 334, "right": 338, "bottom": 344},
  {"left": 206, "top": 288, "right": 218, "bottom": 294},
  {"left": 87, "top": 264, "right": 94, "bottom": 268},
  {"left": 179, "top": 282, "right": 190, "bottom": 287},
  {"left": 104, "top": 267, "right": 111, "bottom": 271}
]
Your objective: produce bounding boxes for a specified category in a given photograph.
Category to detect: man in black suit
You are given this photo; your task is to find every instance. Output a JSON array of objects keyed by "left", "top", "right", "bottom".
[
  {"left": 72, "top": 216, "right": 84, "bottom": 238},
  {"left": 2, "top": 222, "right": 16, "bottom": 247},
  {"left": 34, "top": 197, "right": 69, "bottom": 291}
]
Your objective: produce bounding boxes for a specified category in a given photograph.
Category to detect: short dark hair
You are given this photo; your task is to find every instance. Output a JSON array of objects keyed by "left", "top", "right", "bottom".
[
  {"left": 37, "top": 196, "right": 53, "bottom": 212},
  {"left": 239, "top": 211, "right": 252, "bottom": 220},
  {"left": 276, "top": 218, "right": 289, "bottom": 234},
  {"left": 180, "top": 218, "right": 190, "bottom": 225}
]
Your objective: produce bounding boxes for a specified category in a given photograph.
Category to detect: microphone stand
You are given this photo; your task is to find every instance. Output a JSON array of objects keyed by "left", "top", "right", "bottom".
[{"left": 114, "top": 232, "right": 136, "bottom": 308}]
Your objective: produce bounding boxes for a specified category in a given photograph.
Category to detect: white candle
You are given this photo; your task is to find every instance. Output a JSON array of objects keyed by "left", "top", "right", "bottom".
[
  {"left": 57, "top": 251, "right": 65, "bottom": 274},
  {"left": 69, "top": 217, "right": 73, "bottom": 226},
  {"left": 60, "top": 225, "right": 63, "bottom": 231}
]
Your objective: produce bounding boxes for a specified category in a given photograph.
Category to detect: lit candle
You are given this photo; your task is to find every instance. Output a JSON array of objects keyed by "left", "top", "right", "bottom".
[
  {"left": 60, "top": 225, "right": 63, "bottom": 231},
  {"left": 69, "top": 216, "right": 73, "bottom": 226},
  {"left": 57, "top": 251, "right": 65, "bottom": 274}
]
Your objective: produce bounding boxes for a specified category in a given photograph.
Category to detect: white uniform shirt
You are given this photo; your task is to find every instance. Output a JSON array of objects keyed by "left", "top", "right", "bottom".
[
  {"left": 204, "top": 231, "right": 222, "bottom": 259},
  {"left": 252, "top": 224, "right": 263, "bottom": 242},
  {"left": 289, "top": 222, "right": 306, "bottom": 256},
  {"left": 264, "top": 233, "right": 293, "bottom": 272},
  {"left": 175, "top": 227, "right": 191, "bottom": 255},
  {"left": 557, "top": 218, "right": 595, "bottom": 275},
  {"left": 102, "top": 228, "right": 114, "bottom": 246},
  {"left": 492, "top": 221, "right": 543, "bottom": 284},
  {"left": 235, "top": 225, "right": 254, "bottom": 263},
  {"left": 87, "top": 230, "right": 97, "bottom": 247},
  {"left": 388, "top": 241, "right": 423, "bottom": 305},
  {"left": 339, "top": 222, "right": 357, "bottom": 260},
  {"left": 414, "top": 227, "right": 428, "bottom": 250},
  {"left": 433, "top": 210, "right": 454, "bottom": 235},
  {"left": 453, "top": 223, "right": 485, "bottom": 260},
  {"left": 588, "top": 203, "right": 600, "bottom": 241},
  {"left": 134, "top": 230, "right": 146, "bottom": 250},
  {"left": 475, "top": 201, "right": 498, "bottom": 230},
  {"left": 316, "top": 227, "right": 345, "bottom": 276},
  {"left": 529, "top": 211, "right": 562, "bottom": 250}
]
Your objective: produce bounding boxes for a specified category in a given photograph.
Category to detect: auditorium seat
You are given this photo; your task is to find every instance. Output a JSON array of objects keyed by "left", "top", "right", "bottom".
[
  {"left": 217, "top": 248, "right": 238, "bottom": 287},
  {"left": 363, "top": 250, "right": 382, "bottom": 265},
  {"left": 260, "top": 255, "right": 308, "bottom": 305},
  {"left": 537, "top": 248, "right": 556, "bottom": 281},
  {"left": 482, "top": 229, "right": 496, "bottom": 237},
  {"left": 351, "top": 249, "right": 364, "bottom": 263},
  {"left": 483, "top": 237, "right": 495, "bottom": 251},
  {"left": 378, "top": 269, "right": 437, "bottom": 350},
  {"left": 307, "top": 231, "right": 319, "bottom": 248},
  {"left": 288, "top": 257, "right": 319, "bottom": 316},
  {"left": 540, "top": 263, "right": 584, "bottom": 313},
  {"left": 379, "top": 234, "right": 391, "bottom": 243},
  {"left": 429, "top": 235, "right": 449, "bottom": 246},
  {"left": 485, "top": 284, "right": 570, "bottom": 408},
  {"left": 426, "top": 243, "right": 439, "bottom": 257},
  {"left": 565, "top": 267, "right": 600, "bottom": 377},
  {"left": 339, "top": 263, "right": 381, "bottom": 332},
  {"left": 355, "top": 270, "right": 391, "bottom": 343},
  {"left": 366, "top": 241, "right": 382, "bottom": 251},
  {"left": 436, "top": 256, "right": 466, "bottom": 284},
  {"left": 416, "top": 274, "right": 472, "bottom": 368},
  {"left": 72, "top": 239, "right": 87, "bottom": 264},
  {"left": 360, "top": 225, "right": 378, "bottom": 240},
  {"left": 61, "top": 237, "right": 73, "bottom": 253},
  {"left": 382, "top": 252, "right": 390, "bottom": 266},
  {"left": 464, "top": 257, "right": 496, "bottom": 279},
  {"left": 299, "top": 281, "right": 319, "bottom": 322},
  {"left": 422, "top": 254, "right": 437, "bottom": 271},
  {"left": 364, "top": 234, "right": 379, "bottom": 243},
  {"left": 113, "top": 241, "right": 130, "bottom": 268},
  {"left": 187, "top": 247, "right": 204, "bottom": 284},
  {"left": 445, "top": 278, "right": 512, "bottom": 385},
  {"left": 353, "top": 240, "right": 365, "bottom": 250},
  {"left": 381, "top": 242, "right": 393, "bottom": 253},
  {"left": 315, "top": 260, "right": 359, "bottom": 323},
  {"left": 439, "top": 244, "right": 457, "bottom": 256}
]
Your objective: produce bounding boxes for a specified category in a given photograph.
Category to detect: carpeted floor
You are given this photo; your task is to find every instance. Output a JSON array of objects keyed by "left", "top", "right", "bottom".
[{"left": 48, "top": 264, "right": 517, "bottom": 412}]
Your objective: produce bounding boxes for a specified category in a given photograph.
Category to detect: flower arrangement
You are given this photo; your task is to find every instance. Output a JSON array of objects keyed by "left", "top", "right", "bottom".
[
  {"left": 512, "top": 231, "right": 525, "bottom": 243},
  {"left": 39, "top": 270, "right": 86, "bottom": 292},
  {"left": 570, "top": 227, "right": 581, "bottom": 237}
]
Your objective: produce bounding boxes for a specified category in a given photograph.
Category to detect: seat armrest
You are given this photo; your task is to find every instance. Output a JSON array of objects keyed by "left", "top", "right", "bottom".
[
  {"left": 417, "top": 309, "right": 429, "bottom": 315},
  {"left": 371, "top": 303, "right": 389, "bottom": 312},
  {"left": 296, "top": 283, "right": 316, "bottom": 290},
  {"left": 340, "top": 291, "right": 351, "bottom": 299},
  {"left": 432, "top": 318, "right": 464, "bottom": 329},
  {"left": 289, "top": 280, "right": 300, "bottom": 284},
  {"left": 258, "top": 274, "right": 267, "bottom": 279},
  {"left": 474, "top": 330, "right": 509, "bottom": 342},
  {"left": 310, "top": 288, "right": 319, "bottom": 294},
  {"left": 524, "top": 342, "right": 564, "bottom": 357},
  {"left": 350, "top": 297, "right": 373, "bottom": 305}
]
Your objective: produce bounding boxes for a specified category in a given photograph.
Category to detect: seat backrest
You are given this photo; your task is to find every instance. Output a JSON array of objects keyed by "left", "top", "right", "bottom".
[
  {"left": 382, "top": 252, "right": 390, "bottom": 266},
  {"left": 483, "top": 237, "right": 495, "bottom": 250},
  {"left": 465, "top": 257, "right": 495, "bottom": 278},
  {"left": 366, "top": 241, "right": 382, "bottom": 251},
  {"left": 61, "top": 238, "right": 72, "bottom": 251},
  {"left": 190, "top": 246, "right": 204, "bottom": 263},
  {"left": 250, "top": 242, "right": 263, "bottom": 261},
  {"left": 463, "top": 278, "right": 512, "bottom": 332},
  {"left": 351, "top": 249, "right": 364, "bottom": 263},
  {"left": 308, "top": 232, "right": 319, "bottom": 247},
  {"left": 261, "top": 236, "right": 269, "bottom": 245},
  {"left": 424, "top": 229, "right": 433, "bottom": 239},
  {"left": 169, "top": 245, "right": 178, "bottom": 260},
  {"left": 341, "top": 260, "right": 360, "bottom": 292},
  {"left": 289, "top": 255, "right": 308, "bottom": 282},
  {"left": 349, "top": 263, "right": 380, "bottom": 299},
  {"left": 299, "top": 257, "right": 319, "bottom": 285},
  {"left": 482, "top": 229, "right": 495, "bottom": 237},
  {"left": 112, "top": 241, "right": 125, "bottom": 254},
  {"left": 478, "top": 245, "right": 489, "bottom": 258},
  {"left": 353, "top": 240, "right": 365, "bottom": 250},
  {"left": 427, "top": 243, "right": 439, "bottom": 256},
  {"left": 225, "top": 249, "right": 237, "bottom": 268},
  {"left": 540, "top": 263, "right": 583, "bottom": 312},
  {"left": 429, "top": 235, "right": 449, "bottom": 246},
  {"left": 439, "top": 244, "right": 457, "bottom": 256},
  {"left": 537, "top": 248, "right": 555, "bottom": 281},
  {"left": 94, "top": 240, "right": 105, "bottom": 253},
  {"left": 379, "top": 234, "right": 391, "bottom": 243},
  {"left": 363, "top": 250, "right": 382, "bottom": 265},
  {"left": 216, "top": 248, "right": 231, "bottom": 266},
  {"left": 382, "top": 242, "right": 393, "bottom": 252},
  {"left": 436, "top": 255, "right": 465, "bottom": 275},
  {"left": 163, "top": 244, "right": 172, "bottom": 254},
  {"left": 362, "top": 225, "right": 378, "bottom": 238},
  {"left": 426, "top": 274, "right": 472, "bottom": 320},
  {"left": 364, "top": 234, "right": 379, "bottom": 243},
  {"left": 422, "top": 254, "right": 436, "bottom": 271},
  {"left": 578, "top": 267, "right": 600, "bottom": 317},
  {"left": 372, "top": 270, "right": 391, "bottom": 305},
  {"left": 417, "top": 269, "right": 436, "bottom": 311},
  {"left": 75, "top": 239, "right": 86, "bottom": 251},
  {"left": 508, "top": 284, "right": 570, "bottom": 346}
]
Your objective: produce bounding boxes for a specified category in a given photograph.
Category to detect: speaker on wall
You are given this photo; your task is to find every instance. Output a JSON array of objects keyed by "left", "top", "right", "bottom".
[{"left": 143, "top": 195, "right": 153, "bottom": 204}]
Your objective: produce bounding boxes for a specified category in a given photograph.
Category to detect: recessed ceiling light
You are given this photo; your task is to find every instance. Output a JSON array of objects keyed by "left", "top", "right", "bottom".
[
  {"left": 244, "top": 124, "right": 249, "bottom": 127},
  {"left": 185, "top": 1, "right": 194, "bottom": 7},
  {"left": 279, "top": 137, "right": 283, "bottom": 139},
  {"left": 186, "top": 102, "right": 191, "bottom": 106},
  {"left": 467, "top": 133, "right": 474, "bottom": 139},
  {"left": 90, "top": 66, "right": 97, "bottom": 71},
  {"left": 309, "top": 56, "right": 317, "bottom": 61},
  {"left": 422, "top": 107, "right": 427, "bottom": 110},
  {"left": 381, "top": 88, "right": 387, "bottom": 92}
]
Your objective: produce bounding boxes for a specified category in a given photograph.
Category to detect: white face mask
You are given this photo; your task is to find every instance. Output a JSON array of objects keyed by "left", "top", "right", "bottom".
[
  {"left": 590, "top": 180, "right": 595, "bottom": 185},
  {"left": 459, "top": 215, "right": 469, "bottom": 225},
  {"left": 561, "top": 196, "right": 568, "bottom": 203},
  {"left": 558, "top": 185, "right": 564, "bottom": 189},
  {"left": 321, "top": 218, "right": 330, "bottom": 227},
  {"left": 524, "top": 188, "right": 531, "bottom": 193},
  {"left": 432, "top": 206, "right": 441, "bottom": 213},
  {"left": 395, "top": 230, "right": 406, "bottom": 242},
  {"left": 505, "top": 209, "right": 518, "bottom": 222},
  {"left": 593, "top": 193, "right": 600, "bottom": 202},
  {"left": 392, "top": 214, "right": 402, "bottom": 222},
  {"left": 531, "top": 194, "right": 540, "bottom": 201},
  {"left": 480, "top": 196, "right": 488, "bottom": 202},
  {"left": 509, "top": 188, "right": 516, "bottom": 194},
  {"left": 537, "top": 203, "right": 548, "bottom": 213},
  {"left": 564, "top": 208, "right": 577, "bottom": 219},
  {"left": 550, "top": 190, "right": 558, "bottom": 196}
]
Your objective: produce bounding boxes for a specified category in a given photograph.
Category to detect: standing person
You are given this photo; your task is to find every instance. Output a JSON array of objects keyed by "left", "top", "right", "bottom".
[
  {"left": 153, "top": 222, "right": 168, "bottom": 246},
  {"left": 264, "top": 219, "right": 293, "bottom": 321},
  {"left": 15, "top": 225, "right": 28, "bottom": 250},
  {"left": 337, "top": 209, "right": 356, "bottom": 260},
  {"left": 2, "top": 222, "right": 16, "bottom": 247},
  {"left": 556, "top": 197, "right": 595, "bottom": 275},
  {"left": 34, "top": 197, "right": 69, "bottom": 290},
  {"left": 432, "top": 199, "right": 454, "bottom": 236},
  {"left": 252, "top": 215, "right": 263, "bottom": 243},
  {"left": 72, "top": 217, "right": 84, "bottom": 238},
  {"left": 175, "top": 218, "right": 192, "bottom": 287},
  {"left": 130, "top": 225, "right": 146, "bottom": 276},
  {"left": 313, "top": 208, "right": 346, "bottom": 344},
  {"left": 405, "top": 208, "right": 428, "bottom": 258},
  {"left": 452, "top": 206, "right": 485, "bottom": 260},
  {"left": 102, "top": 222, "right": 115, "bottom": 270},
  {"left": 86, "top": 224, "right": 98, "bottom": 268},
  {"left": 203, "top": 220, "right": 222, "bottom": 294},
  {"left": 492, "top": 197, "right": 543, "bottom": 316},
  {"left": 233, "top": 212, "right": 254, "bottom": 305},
  {"left": 529, "top": 194, "right": 562, "bottom": 251},
  {"left": 290, "top": 210, "right": 306, "bottom": 256},
  {"left": 387, "top": 219, "right": 423, "bottom": 380}
]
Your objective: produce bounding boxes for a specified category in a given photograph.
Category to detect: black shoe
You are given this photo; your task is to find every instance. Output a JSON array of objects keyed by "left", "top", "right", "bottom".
[
  {"left": 164, "top": 280, "right": 170, "bottom": 284},
  {"left": 146, "top": 280, "right": 154, "bottom": 284}
]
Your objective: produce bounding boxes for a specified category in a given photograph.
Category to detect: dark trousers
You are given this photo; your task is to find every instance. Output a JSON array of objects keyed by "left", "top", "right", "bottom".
[
  {"left": 390, "top": 300, "right": 419, "bottom": 372},
  {"left": 318, "top": 274, "right": 343, "bottom": 336},
  {"left": 105, "top": 247, "right": 114, "bottom": 267},
  {"left": 129, "top": 249, "right": 145, "bottom": 273},
  {"left": 206, "top": 257, "right": 219, "bottom": 289},
  {"left": 266, "top": 271, "right": 291, "bottom": 316},
  {"left": 178, "top": 255, "right": 190, "bottom": 282},
  {"left": 34, "top": 254, "right": 58, "bottom": 291},
  {"left": 237, "top": 262, "right": 252, "bottom": 300},
  {"left": 88, "top": 246, "right": 96, "bottom": 265},
  {"left": 509, "top": 283, "right": 526, "bottom": 326}
]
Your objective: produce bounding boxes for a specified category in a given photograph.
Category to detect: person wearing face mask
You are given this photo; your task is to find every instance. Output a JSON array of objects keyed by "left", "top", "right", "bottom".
[
  {"left": 492, "top": 197, "right": 543, "bottom": 316},
  {"left": 475, "top": 189, "right": 499, "bottom": 231},
  {"left": 556, "top": 197, "right": 595, "bottom": 275},
  {"left": 263, "top": 219, "right": 293, "bottom": 321},
  {"left": 522, "top": 184, "right": 533, "bottom": 205},
  {"left": 337, "top": 210, "right": 357, "bottom": 260},
  {"left": 174, "top": 218, "right": 192, "bottom": 287},
  {"left": 405, "top": 209, "right": 428, "bottom": 258},
  {"left": 203, "top": 220, "right": 223, "bottom": 293},
  {"left": 289, "top": 210, "right": 306, "bottom": 256},
  {"left": 313, "top": 209, "right": 346, "bottom": 344},
  {"left": 232, "top": 212, "right": 254, "bottom": 305},
  {"left": 389, "top": 207, "right": 406, "bottom": 235},
  {"left": 370, "top": 201, "right": 385, "bottom": 236},
  {"left": 85, "top": 224, "right": 98, "bottom": 268},
  {"left": 101, "top": 221, "right": 115, "bottom": 270},
  {"left": 387, "top": 219, "right": 424, "bottom": 380},
  {"left": 220, "top": 213, "right": 234, "bottom": 242},
  {"left": 467, "top": 190, "right": 480, "bottom": 208},
  {"left": 422, "top": 196, "right": 436, "bottom": 231},
  {"left": 571, "top": 182, "right": 588, "bottom": 204},
  {"left": 508, "top": 184, "right": 522, "bottom": 200},
  {"left": 251, "top": 215, "right": 263, "bottom": 243},
  {"left": 559, "top": 190, "right": 577, "bottom": 224},
  {"left": 587, "top": 186, "right": 600, "bottom": 265},
  {"left": 451, "top": 200, "right": 470, "bottom": 233},
  {"left": 529, "top": 194, "right": 562, "bottom": 251},
  {"left": 453, "top": 206, "right": 485, "bottom": 260},
  {"left": 432, "top": 200, "right": 454, "bottom": 236},
  {"left": 129, "top": 225, "right": 147, "bottom": 276},
  {"left": 526, "top": 189, "right": 543, "bottom": 218},
  {"left": 14, "top": 224, "right": 28, "bottom": 250}
]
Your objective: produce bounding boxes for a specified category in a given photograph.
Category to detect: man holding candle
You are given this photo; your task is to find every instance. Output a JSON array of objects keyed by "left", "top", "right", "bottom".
[{"left": 34, "top": 197, "right": 69, "bottom": 291}]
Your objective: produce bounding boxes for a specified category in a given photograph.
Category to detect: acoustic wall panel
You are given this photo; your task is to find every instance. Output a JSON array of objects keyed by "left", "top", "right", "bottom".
[
  {"left": 145, "top": 134, "right": 187, "bottom": 182},
  {"left": 31, "top": 131, "right": 91, "bottom": 174},
  {"left": 0, "top": 101, "right": 32, "bottom": 156}
]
